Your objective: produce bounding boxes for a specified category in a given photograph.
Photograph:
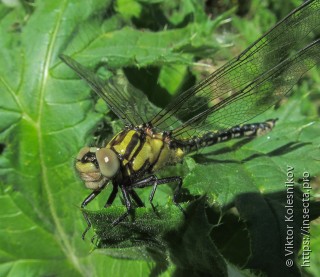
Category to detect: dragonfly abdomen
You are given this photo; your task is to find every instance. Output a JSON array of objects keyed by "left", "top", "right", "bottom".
[{"left": 175, "top": 119, "right": 277, "bottom": 153}]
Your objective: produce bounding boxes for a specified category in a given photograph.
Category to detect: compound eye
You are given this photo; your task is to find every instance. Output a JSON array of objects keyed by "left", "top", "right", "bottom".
[{"left": 96, "top": 148, "right": 120, "bottom": 178}]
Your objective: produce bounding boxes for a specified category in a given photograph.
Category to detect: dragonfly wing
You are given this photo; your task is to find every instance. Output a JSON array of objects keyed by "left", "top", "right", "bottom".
[
  {"left": 150, "top": 0, "right": 320, "bottom": 138},
  {"left": 102, "top": 74, "right": 161, "bottom": 125},
  {"left": 60, "top": 54, "right": 148, "bottom": 126},
  {"left": 173, "top": 40, "right": 320, "bottom": 138}
]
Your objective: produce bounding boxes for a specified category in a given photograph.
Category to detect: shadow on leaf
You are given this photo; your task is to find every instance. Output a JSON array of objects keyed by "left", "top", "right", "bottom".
[{"left": 83, "top": 186, "right": 320, "bottom": 277}]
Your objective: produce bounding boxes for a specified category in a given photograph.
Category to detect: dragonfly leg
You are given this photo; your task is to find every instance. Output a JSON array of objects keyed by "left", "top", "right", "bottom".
[
  {"left": 129, "top": 189, "right": 145, "bottom": 207},
  {"left": 81, "top": 185, "right": 106, "bottom": 240},
  {"left": 130, "top": 175, "right": 184, "bottom": 212},
  {"left": 112, "top": 185, "right": 132, "bottom": 226},
  {"left": 130, "top": 175, "right": 157, "bottom": 200},
  {"left": 161, "top": 176, "right": 184, "bottom": 213},
  {"left": 104, "top": 183, "right": 118, "bottom": 208}
]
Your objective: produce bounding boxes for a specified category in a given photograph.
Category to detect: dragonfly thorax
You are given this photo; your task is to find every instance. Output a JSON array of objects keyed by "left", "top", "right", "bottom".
[
  {"left": 107, "top": 128, "right": 186, "bottom": 177},
  {"left": 75, "top": 146, "right": 120, "bottom": 190}
]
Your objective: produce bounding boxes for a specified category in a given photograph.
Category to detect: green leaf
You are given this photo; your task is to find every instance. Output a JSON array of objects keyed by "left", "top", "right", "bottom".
[
  {"left": 163, "top": 197, "right": 227, "bottom": 276},
  {"left": 1, "top": 0, "right": 320, "bottom": 276},
  {"left": 158, "top": 64, "right": 188, "bottom": 95},
  {"left": 84, "top": 204, "right": 185, "bottom": 251},
  {"left": 115, "top": 0, "right": 142, "bottom": 20}
]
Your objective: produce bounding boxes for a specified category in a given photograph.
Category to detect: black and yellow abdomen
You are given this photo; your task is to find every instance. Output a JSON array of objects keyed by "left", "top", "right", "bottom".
[{"left": 107, "top": 129, "right": 185, "bottom": 178}]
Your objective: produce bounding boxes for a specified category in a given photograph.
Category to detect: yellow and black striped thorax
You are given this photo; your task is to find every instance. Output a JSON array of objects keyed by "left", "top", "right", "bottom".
[{"left": 107, "top": 128, "right": 185, "bottom": 177}]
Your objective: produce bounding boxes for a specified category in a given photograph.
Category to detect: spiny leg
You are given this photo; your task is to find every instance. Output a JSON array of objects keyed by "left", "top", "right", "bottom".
[
  {"left": 129, "top": 175, "right": 158, "bottom": 211},
  {"left": 89, "top": 185, "right": 144, "bottom": 227},
  {"left": 104, "top": 183, "right": 118, "bottom": 208},
  {"left": 129, "top": 189, "right": 145, "bottom": 207},
  {"left": 112, "top": 185, "right": 132, "bottom": 226},
  {"left": 111, "top": 187, "right": 145, "bottom": 226},
  {"left": 130, "top": 175, "right": 157, "bottom": 200},
  {"left": 130, "top": 175, "right": 184, "bottom": 213},
  {"left": 81, "top": 183, "right": 107, "bottom": 240}
]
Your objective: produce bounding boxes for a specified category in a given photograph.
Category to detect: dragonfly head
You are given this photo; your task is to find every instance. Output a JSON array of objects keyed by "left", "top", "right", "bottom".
[{"left": 75, "top": 147, "right": 120, "bottom": 190}]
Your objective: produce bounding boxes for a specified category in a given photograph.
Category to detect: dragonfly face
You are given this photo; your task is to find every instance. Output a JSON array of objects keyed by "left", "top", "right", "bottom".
[{"left": 76, "top": 146, "right": 120, "bottom": 190}]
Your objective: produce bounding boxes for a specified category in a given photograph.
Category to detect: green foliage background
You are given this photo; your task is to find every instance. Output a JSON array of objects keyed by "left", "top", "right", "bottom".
[{"left": 0, "top": 0, "right": 319, "bottom": 276}]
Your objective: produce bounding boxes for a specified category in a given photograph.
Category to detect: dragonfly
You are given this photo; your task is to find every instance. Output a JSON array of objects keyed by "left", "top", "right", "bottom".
[{"left": 60, "top": 0, "right": 320, "bottom": 239}]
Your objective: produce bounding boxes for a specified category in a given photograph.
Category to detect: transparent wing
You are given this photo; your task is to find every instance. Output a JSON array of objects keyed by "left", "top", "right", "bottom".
[
  {"left": 109, "top": 74, "right": 162, "bottom": 123},
  {"left": 60, "top": 54, "right": 150, "bottom": 126},
  {"left": 150, "top": 0, "right": 320, "bottom": 139},
  {"left": 173, "top": 40, "right": 320, "bottom": 138}
]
